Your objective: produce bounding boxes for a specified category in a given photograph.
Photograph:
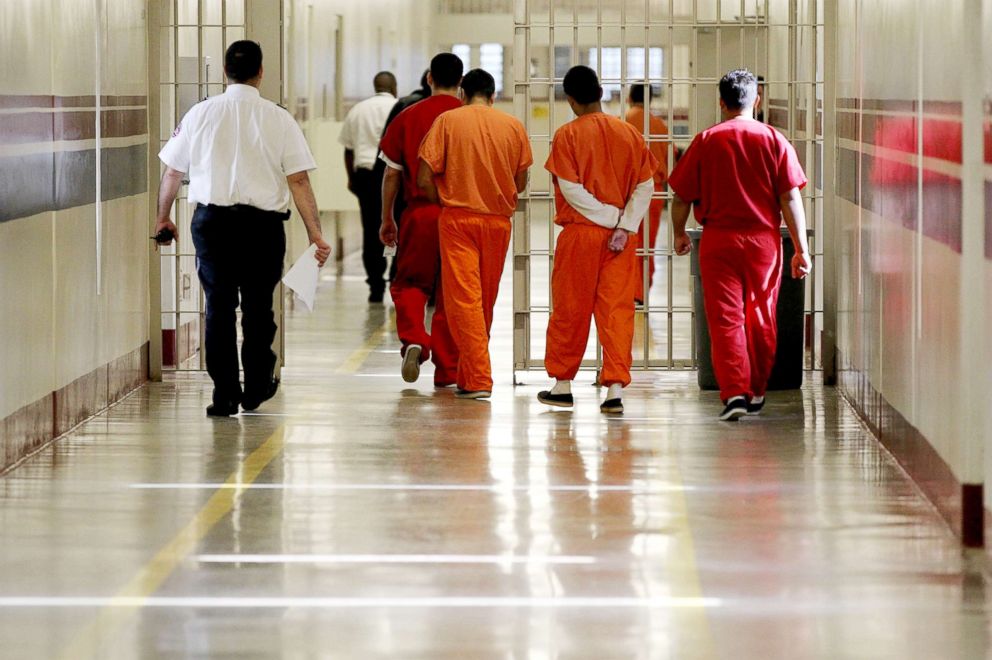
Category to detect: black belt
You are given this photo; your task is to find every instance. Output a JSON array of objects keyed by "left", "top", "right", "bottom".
[{"left": 197, "top": 203, "right": 291, "bottom": 221}]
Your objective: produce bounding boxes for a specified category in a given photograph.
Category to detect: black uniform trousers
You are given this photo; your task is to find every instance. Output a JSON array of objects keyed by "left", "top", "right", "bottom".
[
  {"left": 352, "top": 167, "right": 387, "bottom": 295},
  {"left": 191, "top": 203, "right": 286, "bottom": 404}
]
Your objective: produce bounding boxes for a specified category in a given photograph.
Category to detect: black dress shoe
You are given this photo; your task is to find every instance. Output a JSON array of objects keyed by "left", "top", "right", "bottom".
[
  {"left": 537, "top": 391, "right": 573, "bottom": 408},
  {"left": 206, "top": 400, "right": 240, "bottom": 417},
  {"left": 368, "top": 290, "right": 384, "bottom": 304},
  {"left": 242, "top": 378, "right": 280, "bottom": 411}
]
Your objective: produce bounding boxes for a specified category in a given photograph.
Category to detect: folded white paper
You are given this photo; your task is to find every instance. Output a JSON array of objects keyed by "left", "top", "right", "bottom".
[{"left": 282, "top": 244, "right": 319, "bottom": 312}]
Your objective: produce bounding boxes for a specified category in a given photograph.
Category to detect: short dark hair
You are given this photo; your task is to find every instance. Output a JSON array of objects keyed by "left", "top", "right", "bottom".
[
  {"left": 431, "top": 53, "right": 464, "bottom": 89},
  {"left": 719, "top": 69, "right": 758, "bottom": 110},
  {"left": 419, "top": 69, "right": 431, "bottom": 92},
  {"left": 461, "top": 69, "right": 496, "bottom": 100},
  {"left": 629, "top": 82, "right": 655, "bottom": 105},
  {"left": 225, "top": 40, "right": 263, "bottom": 83},
  {"left": 562, "top": 65, "right": 602, "bottom": 105}
]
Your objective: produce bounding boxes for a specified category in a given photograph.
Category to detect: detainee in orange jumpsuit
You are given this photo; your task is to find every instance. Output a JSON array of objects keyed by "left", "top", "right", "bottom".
[
  {"left": 417, "top": 69, "right": 533, "bottom": 399},
  {"left": 624, "top": 83, "right": 669, "bottom": 303},
  {"left": 538, "top": 66, "right": 658, "bottom": 414},
  {"left": 379, "top": 53, "right": 463, "bottom": 386}
]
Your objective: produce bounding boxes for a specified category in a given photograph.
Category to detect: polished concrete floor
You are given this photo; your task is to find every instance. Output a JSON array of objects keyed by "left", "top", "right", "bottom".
[{"left": 0, "top": 252, "right": 989, "bottom": 659}]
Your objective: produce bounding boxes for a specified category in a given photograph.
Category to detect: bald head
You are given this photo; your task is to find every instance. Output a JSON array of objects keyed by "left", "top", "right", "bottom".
[{"left": 374, "top": 71, "right": 397, "bottom": 96}]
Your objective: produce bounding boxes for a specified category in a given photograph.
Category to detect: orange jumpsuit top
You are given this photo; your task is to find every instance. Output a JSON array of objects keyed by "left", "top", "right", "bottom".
[
  {"left": 418, "top": 105, "right": 533, "bottom": 218},
  {"left": 545, "top": 112, "right": 659, "bottom": 227},
  {"left": 624, "top": 105, "right": 669, "bottom": 187},
  {"left": 379, "top": 95, "right": 463, "bottom": 205}
]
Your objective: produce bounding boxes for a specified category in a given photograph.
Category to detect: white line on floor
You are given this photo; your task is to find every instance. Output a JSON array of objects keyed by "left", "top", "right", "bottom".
[
  {"left": 193, "top": 554, "right": 596, "bottom": 565},
  {"left": 0, "top": 596, "right": 719, "bottom": 608}
]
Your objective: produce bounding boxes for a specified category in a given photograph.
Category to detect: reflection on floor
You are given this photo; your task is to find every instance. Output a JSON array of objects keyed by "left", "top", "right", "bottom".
[{"left": 0, "top": 252, "right": 987, "bottom": 659}]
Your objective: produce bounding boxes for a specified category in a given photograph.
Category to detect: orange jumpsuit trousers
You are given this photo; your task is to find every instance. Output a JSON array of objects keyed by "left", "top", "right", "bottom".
[
  {"left": 699, "top": 228, "right": 782, "bottom": 402},
  {"left": 545, "top": 224, "right": 639, "bottom": 387},
  {"left": 635, "top": 196, "right": 665, "bottom": 302},
  {"left": 438, "top": 208, "right": 511, "bottom": 393},
  {"left": 389, "top": 202, "right": 459, "bottom": 386}
]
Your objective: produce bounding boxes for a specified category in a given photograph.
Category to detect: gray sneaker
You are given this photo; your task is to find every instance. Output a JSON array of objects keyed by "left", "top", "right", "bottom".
[{"left": 401, "top": 345, "right": 422, "bottom": 383}]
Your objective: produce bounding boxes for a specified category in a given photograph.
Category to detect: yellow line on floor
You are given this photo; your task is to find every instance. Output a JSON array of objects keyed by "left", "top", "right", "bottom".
[
  {"left": 60, "top": 426, "right": 287, "bottom": 659},
  {"left": 665, "top": 463, "right": 716, "bottom": 658},
  {"left": 335, "top": 317, "right": 391, "bottom": 374}
]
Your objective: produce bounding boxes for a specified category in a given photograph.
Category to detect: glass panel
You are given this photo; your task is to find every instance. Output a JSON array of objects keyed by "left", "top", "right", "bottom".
[
  {"left": 177, "top": 27, "right": 200, "bottom": 82},
  {"left": 202, "top": 26, "right": 225, "bottom": 87},
  {"left": 452, "top": 43, "right": 471, "bottom": 70},
  {"left": 203, "top": 0, "right": 222, "bottom": 24},
  {"left": 480, "top": 44, "right": 504, "bottom": 95},
  {"left": 225, "top": 0, "right": 245, "bottom": 25},
  {"left": 177, "top": 0, "right": 198, "bottom": 25}
]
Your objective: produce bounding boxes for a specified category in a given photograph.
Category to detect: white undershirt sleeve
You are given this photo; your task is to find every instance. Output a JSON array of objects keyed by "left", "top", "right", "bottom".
[
  {"left": 558, "top": 178, "right": 620, "bottom": 229},
  {"left": 618, "top": 178, "right": 655, "bottom": 233},
  {"left": 379, "top": 152, "right": 404, "bottom": 171}
]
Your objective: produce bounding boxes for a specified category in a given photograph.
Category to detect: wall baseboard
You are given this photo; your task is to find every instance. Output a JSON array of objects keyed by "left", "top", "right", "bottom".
[
  {"left": 837, "top": 350, "right": 984, "bottom": 548},
  {"left": 1, "top": 343, "right": 149, "bottom": 473}
]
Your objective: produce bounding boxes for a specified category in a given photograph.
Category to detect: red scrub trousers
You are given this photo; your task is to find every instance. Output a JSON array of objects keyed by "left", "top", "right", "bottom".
[
  {"left": 438, "top": 207, "right": 511, "bottom": 393},
  {"left": 545, "top": 223, "right": 639, "bottom": 388},
  {"left": 389, "top": 202, "right": 459, "bottom": 386},
  {"left": 698, "top": 228, "right": 782, "bottom": 402}
]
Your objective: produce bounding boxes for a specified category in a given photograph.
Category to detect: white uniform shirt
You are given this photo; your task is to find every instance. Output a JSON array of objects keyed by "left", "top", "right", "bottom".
[
  {"left": 158, "top": 84, "right": 316, "bottom": 212},
  {"left": 338, "top": 92, "right": 395, "bottom": 170}
]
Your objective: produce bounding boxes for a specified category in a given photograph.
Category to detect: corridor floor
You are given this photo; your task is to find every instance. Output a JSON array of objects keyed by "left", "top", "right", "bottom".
[{"left": 0, "top": 253, "right": 989, "bottom": 659}]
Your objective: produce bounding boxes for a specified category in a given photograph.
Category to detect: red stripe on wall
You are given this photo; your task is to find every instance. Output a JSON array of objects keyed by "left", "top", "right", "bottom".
[
  {"left": 0, "top": 109, "right": 148, "bottom": 145},
  {"left": 0, "top": 95, "right": 54, "bottom": 109}
]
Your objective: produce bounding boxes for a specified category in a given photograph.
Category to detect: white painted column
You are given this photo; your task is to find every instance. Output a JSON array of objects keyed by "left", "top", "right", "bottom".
[{"left": 958, "top": 0, "right": 986, "bottom": 546}]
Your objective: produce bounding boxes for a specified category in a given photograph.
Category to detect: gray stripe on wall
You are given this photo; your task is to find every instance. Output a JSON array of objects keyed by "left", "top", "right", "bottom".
[{"left": 0, "top": 144, "right": 148, "bottom": 223}]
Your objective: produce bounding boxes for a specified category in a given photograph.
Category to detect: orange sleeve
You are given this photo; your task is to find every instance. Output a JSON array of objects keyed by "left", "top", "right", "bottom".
[
  {"left": 544, "top": 129, "right": 579, "bottom": 182},
  {"left": 418, "top": 115, "right": 447, "bottom": 174}
]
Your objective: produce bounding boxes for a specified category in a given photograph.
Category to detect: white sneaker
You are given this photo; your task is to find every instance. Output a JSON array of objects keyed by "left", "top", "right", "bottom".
[{"left": 401, "top": 345, "right": 422, "bottom": 383}]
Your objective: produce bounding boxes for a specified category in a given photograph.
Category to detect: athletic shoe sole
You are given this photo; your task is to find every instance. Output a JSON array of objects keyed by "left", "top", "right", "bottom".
[
  {"left": 719, "top": 403, "right": 748, "bottom": 421},
  {"left": 537, "top": 391, "right": 574, "bottom": 408},
  {"left": 455, "top": 389, "right": 492, "bottom": 399},
  {"left": 401, "top": 346, "right": 422, "bottom": 383},
  {"left": 600, "top": 398, "right": 624, "bottom": 414}
]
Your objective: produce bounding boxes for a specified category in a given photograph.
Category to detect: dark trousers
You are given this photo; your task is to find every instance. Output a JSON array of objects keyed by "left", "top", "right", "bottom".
[
  {"left": 353, "top": 167, "right": 387, "bottom": 294},
  {"left": 191, "top": 204, "right": 286, "bottom": 404}
]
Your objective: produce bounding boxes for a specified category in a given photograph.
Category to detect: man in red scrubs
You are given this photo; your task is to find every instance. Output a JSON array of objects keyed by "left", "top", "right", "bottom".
[
  {"left": 379, "top": 53, "right": 463, "bottom": 387},
  {"left": 669, "top": 69, "right": 811, "bottom": 421}
]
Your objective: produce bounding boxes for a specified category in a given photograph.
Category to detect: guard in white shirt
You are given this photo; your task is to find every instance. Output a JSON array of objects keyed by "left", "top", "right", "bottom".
[
  {"left": 339, "top": 71, "right": 397, "bottom": 302},
  {"left": 155, "top": 40, "right": 331, "bottom": 417}
]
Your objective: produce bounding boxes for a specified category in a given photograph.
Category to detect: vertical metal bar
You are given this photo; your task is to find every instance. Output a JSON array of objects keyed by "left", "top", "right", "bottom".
[{"left": 172, "top": 0, "right": 181, "bottom": 370}]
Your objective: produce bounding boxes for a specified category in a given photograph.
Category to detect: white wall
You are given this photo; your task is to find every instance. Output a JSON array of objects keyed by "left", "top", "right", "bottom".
[{"left": 0, "top": 0, "right": 150, "bottom": 423}]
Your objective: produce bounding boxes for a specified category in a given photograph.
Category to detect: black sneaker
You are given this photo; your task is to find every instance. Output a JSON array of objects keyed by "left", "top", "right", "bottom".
[
  {"left": 600, "top": 398, "right": 624, "bottom": 414},
  {"left": 242, "top": 378, "right": 279, "bottom": 412},
  {"left": 746, "top": 396, "right": 765, "bottom": 415},
  {"left": 537, "top": 391, "right": 573, "bottom": 408},
  {"left": 719, "top": 397, "right": 748, "bottom": 421}
]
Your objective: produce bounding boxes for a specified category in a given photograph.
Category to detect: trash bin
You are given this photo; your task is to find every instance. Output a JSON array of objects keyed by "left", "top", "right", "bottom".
[{"left": 688, "top": 227, "right": 811, "bottom": 391}]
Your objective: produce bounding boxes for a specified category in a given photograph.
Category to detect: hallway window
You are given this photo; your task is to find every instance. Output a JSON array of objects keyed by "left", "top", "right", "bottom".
[
  {"left": 588, "top": 47, "right": 664, "bottom": 101},
  {"left": 480, "top": 43, "right": 504, "bottom": 96},
  {"left": 453, "top": 43, "right": 471, "bottom": 70}
]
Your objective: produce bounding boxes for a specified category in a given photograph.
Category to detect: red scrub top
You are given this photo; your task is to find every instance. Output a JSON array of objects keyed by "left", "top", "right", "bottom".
[
  {"left": 379, "top": 95, "right": 463, "bottom": 204},
  {"left": 668, "top": 118, "right": 807, "bottom": 232}
]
